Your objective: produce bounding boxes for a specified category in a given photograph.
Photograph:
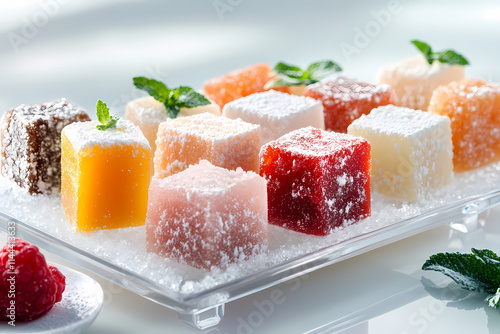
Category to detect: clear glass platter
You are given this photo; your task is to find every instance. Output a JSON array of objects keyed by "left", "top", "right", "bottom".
[{"left": 1, "top": 162, "right": 500, "bottom": 329}]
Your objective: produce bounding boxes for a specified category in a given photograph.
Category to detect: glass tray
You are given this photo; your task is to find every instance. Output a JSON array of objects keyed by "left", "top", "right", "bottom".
[{"left": 1, "top": 163, "right": 500, "bottom": 330}]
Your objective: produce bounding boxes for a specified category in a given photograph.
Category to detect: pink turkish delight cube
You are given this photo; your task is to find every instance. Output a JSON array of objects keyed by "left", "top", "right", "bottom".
[{"left": 146, "top": 160, "right": 268, "bottom": 269}]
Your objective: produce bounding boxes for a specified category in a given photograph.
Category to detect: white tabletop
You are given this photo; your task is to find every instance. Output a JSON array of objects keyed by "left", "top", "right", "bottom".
[{"left": 2, "top": 1, "right": 500, "bottom": 333}]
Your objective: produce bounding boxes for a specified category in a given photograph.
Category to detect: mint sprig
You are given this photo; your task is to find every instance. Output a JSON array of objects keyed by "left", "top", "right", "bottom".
[
  {"left": 133, "top": 77, "right": 210, "bottom": 119},
  {"left": 265, "top": 60, "right": 342, "bottom": 89},
  {"left": 96, "top": 99, "right": 119, "bottom": 131},
  {"left": 411, "top": 40, "right": 470, "bottom": 66},
  {"left": 422, "top": 248, "right": 500, "bottom": 308}
]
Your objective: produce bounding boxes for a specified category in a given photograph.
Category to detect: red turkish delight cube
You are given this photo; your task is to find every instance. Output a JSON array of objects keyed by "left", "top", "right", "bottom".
[
  {"left": 304, "top": 77, "right": 395, "bottom": 133},
  {"left": 259, "top": 126, "right": 371, "bottom": 236}
]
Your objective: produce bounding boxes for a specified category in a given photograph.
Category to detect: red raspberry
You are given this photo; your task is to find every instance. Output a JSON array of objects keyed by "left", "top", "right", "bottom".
[{"left": 0, "top": 239, "right": 66, "bottom": 321}]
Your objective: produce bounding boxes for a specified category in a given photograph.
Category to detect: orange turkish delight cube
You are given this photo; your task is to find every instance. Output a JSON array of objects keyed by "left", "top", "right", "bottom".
[
  {"left": 154, "top": 113, "right": 260, "bottom": 178},
  {"left": 203, "top": 63, "right": 271, "bottom": 108},
  {"left": 61, "top": 120, "right": 150, "bottom": 232},
  {"left": 429, "top": 78, "right": 500, "bottom": 171}
]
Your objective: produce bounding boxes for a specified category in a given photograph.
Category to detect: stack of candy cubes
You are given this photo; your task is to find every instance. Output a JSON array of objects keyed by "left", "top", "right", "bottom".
[{"left": 2, "top": 42, "right": 500, "bottom": 272}]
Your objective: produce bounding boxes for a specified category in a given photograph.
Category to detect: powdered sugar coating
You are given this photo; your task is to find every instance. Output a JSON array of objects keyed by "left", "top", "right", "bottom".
[
  {"left": 146, "top": 160, "right": 268, "bottom": 269},
  {"left": 222, "top": 90, "right": 324, "bottom": 145},
  {"left": 154, "top": 113, "right": 261, "bottom": 177},
  {"left": 377, "top": 54, "right": 465, "bottom": 110},
  {"left": 63, "top": 119, "right": 150, "bottom": 152},
  {"left": 271, "top": 126, "right": 368, "bottom": 157},
  {"left": 307, "top": 77, "right": 393, "bottom": 104},
  {"left": 429, "top": 78, "right": 500, "bottom": 171},
  {"left": 350, "top": 104, "right": 450, "bottom": 137},
  {"left": 260, "top": 127, "right": 371, "bottom": 235},
  {"left": 304, "top": 76, "right": 395, "bottom": 132},
  {"left": 0, "top": 98, "right": 90, "bottom": 194},
  {"left": 348, "top": 105, "right": 453, "bottom": 201}
]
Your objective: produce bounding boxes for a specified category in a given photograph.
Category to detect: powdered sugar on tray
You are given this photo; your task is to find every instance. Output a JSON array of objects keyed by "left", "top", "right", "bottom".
[{"left": 1, "top": 162, "right": 500, "bottom": 295}]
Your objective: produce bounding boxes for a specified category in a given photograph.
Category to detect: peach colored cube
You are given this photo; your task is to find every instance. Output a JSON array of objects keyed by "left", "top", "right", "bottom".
[
  {"left": 146, "top": 160, "right": 268, "bottom": 269},
  {"left": 125, "top": 96, "right": 221, "bottom": 174},
  {"left": 154, "top": 113, "right": 260, "bottom": 178},
  {"left": 377, "top": 55, "right": 465, "bottom": 110}
]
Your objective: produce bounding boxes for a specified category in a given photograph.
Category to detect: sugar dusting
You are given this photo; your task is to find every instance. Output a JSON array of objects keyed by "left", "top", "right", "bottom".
[
  {"left": 63, "top": 119, "right": 150, "bottom": 151},
  {"left": 0, "top": 99, "right": 90, "bottom": 194},
  {"left": 222, "top": 90, "right": 324, "bottom": 145},
  {"left": 2, "top": 162, "right": 500, "bottom": 295},
  {"left": 350, "top": 104, "right": 450, "bottom": 137},
  {"left": 271, "top": 126, "right": 368, "bottom": 157}
]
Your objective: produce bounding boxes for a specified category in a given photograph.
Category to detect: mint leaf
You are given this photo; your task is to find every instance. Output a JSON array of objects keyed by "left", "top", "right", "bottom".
[
  {"left": 411, "top": 40, "right": 433, "bottom": 58},
  {"left": 133, "top": 77, "right": 210, "bottom": 118},
  {"left": 422, "top": 248, "right": 500, "bottom": 312},
  {"left": 422, "top": 249, "right": 500, "bottom": 294},
  {"left": 411, "top": 39, "right": 470, "bottom": 66},
  {"left": 486, "top": 288, "right": 500, "bottom": 309},
  {"left": 95, "top": 99, "right": 119, "bottom": 131},
  {"left": 265, "top": 77, "right": 304, "bottom": 89},
  {"left": 274, "top": 62, "right": 305, "bottom": 80},
  {"left": 307, "top": 61, "right": 342, "bottom": 82},
  {"left": 436, "top": 50, "right": 470, "bottom": 66},
  {"left": 175, "top": 86, "right": 211, "bottom": 109},
  {"left": 266, "top": 59, "right": 342, "bottom": 88},
  {"left": 133, "top": 76, "right": 171, "bottom": 102},
  {"left": 96, "top": 99, "right": 110, "bottom": 124}
]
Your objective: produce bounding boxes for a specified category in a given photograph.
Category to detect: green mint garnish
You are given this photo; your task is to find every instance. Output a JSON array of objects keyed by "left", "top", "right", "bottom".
[
  {"left": 422, "top": 248, "right": 500, "bottom": 309},
  {"left": 133, "top": 77, "right": 210, "bottom": 119},
  {"left": 96, "top": 99, "right": 119, "bottom": 131},
  {"left": 411, "top": 40, "right": 470, "bottom": 66},
  {"left": 265, "top": 60, "right": 342, "bottom": 89}
]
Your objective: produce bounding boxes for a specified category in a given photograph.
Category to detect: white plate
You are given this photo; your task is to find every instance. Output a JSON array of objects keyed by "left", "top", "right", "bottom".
[{"left": 5, "top": 263, "right": 103, "bottom": 334}]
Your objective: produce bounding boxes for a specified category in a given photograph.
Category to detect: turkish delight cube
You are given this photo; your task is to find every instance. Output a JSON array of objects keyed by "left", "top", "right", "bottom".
[
  {"left": 0, "top": 99, "right": 90, "bottom": 194},
  {"left": 61, "top": 119, "right": 150, "bottom": 232},
  {"left": 204, "top": 63, "right": 271, "bottom": 108},
  {"left": 222, "top": 90, "right": 324, "bottom": 145},
  {"left": 146, "top": 160, "right": 268, "bottom": 270},
  {"left": 348, "top": 105, "right": 453, "bottom": 201},
  {"left": 125, "top": 96, "right": 221, "bottom": 174},
  {"left": 377, "top": 54, "right": 465, "bottom": 110},
  {"left": 429, "top": 78, "right": 500, "bottom": 171},
  {"left": 154, "top": 113, "right": 260, "bottom": 178},
  {"left": 304, "top": 77, "right": 395, "bottom": 133},
  {"left": 126, "top": 96, "right": 221, "bottom": 157},
  {"left": 260, "top": 127, "right": 371, "bottom": 236}
]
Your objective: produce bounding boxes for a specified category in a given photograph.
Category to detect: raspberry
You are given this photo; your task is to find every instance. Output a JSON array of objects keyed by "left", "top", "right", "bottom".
[{"left": 0, "top": 239, "right": 66, "bottom": 321}]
